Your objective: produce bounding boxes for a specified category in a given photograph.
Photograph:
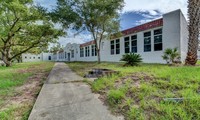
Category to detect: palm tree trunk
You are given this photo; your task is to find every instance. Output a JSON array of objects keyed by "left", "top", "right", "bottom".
[{"left": 185, "top": 0, "right": 200, "bottom": 65}]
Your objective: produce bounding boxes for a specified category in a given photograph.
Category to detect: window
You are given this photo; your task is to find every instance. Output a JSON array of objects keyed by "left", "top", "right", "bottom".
[
  {"left": 144, "top": 31, "right": 151, "bottom": 52},
  {"left": 65, "top": 52, "right": 67, "bottom": 59},
  {"left": 85, "top": 46, "right": 90, "bottom": 57},
  {"left": 92, "top": 45, "right": 97, "bottom": 56},
  {"left": 110, "top": 40, "right": 115, "bottom": 55},
  {"left": 71, "top": 50, "right": 74, "bottom": 58},
  {"left": 30, "top": 57, "right": 31, "bottom": 59},
  {"left": 87, "top": 46, "right": 90, "bottom": 57},
  {"left": 38, "top": 57, "right": 40, "bottom": 59},
  {"left": 131, "top": 35, "right": 137, "bottom": 53},
  {"left": 80, "top": 47, "right": 84, "bottom": 57},
  {"left": 116, "top": 39, "right": 120, "bottom": 54},
  {"left": 124, "top": 37, "right": 130, "bottom": 53},
  {"left": 25, "top": 56, "right": 27, "bottom": 59},
  {"left": 154, "top": 29, "right": 162, "bottom": 51},
  {"left": 110, "top": 39, "right": 120, "bottom": 55},
  {"left": 33, "top": 57, "right": 35, "bottom": 59},
  {"left": 85, "top": 46, "right": 88, "bottom": 57}
]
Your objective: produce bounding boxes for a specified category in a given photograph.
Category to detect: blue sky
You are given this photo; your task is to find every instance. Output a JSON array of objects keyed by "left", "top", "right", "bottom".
[{"left": 34, "top": 0, "right": 188, "bottom": 45}]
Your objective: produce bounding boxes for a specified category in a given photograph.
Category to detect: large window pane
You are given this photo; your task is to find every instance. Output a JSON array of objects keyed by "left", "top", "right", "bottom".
[
  {"left": 144, "top": 37, "right": 151, "bottom": 44},
  {"left": 154, "top": 29, "right": 163, "bottom": 51},
  {"left": 154, "top": 43, "right": 163, "bottom": 51},
  {"left": 144, "top": 45, "right": 151, "bottom": 52}
]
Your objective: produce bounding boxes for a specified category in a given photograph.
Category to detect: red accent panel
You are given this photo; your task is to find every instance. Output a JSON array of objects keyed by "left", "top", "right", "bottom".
[
  {"left": 122, "top": 18, "right": 163, "bottom": 35},
  {"left": 80, "top": 40, "right": 96, "bottom": 47}
]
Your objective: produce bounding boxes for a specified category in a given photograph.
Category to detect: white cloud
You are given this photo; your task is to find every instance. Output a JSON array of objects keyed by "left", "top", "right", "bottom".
[{"left": 123, "top": 0, "right": 188, "bottom": 18}]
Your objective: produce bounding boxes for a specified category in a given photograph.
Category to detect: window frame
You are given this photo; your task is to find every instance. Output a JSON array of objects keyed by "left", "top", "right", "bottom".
[
  {"left": 144, "top": 31, "right": 151, "bottom": 52},
  {"left": 154, "top": 29, "right": 163, "bottom": 51},
  {"left": 131, "top": 35, "right": 137, "bottom": 53},
  {"left": 124, "top": 36, "right": 130, "bottom": 53}
]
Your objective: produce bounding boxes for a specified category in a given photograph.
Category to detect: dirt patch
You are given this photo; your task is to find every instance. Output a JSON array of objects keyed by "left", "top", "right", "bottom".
[
  {"left": 0, "top": 69, "right": 50, "bottom": 119},
  {"left": 115, "top": 72, "right": 155, "bottom": 88}
]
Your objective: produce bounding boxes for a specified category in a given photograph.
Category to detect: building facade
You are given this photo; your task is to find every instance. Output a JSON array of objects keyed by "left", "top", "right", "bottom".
[{"left": 22, "top": 9, "right": 191, "bottom": 64}]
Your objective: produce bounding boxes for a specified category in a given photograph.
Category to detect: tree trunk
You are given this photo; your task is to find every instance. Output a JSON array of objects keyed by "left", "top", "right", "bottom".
[
  {"left": 2, "top": 54, "right": 12, "bottom": 67},
  {"left": 185, "top": 0, "right": 200, "bottom": 66},
  {"left": 97, "top": 49, "right": 101, "bottom": 64}
]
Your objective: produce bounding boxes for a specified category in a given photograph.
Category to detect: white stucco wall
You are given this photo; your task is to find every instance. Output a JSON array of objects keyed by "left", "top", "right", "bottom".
[
  {"left": 180, "top": 11, "right": 189, "bottom": 62},
  {"left": 22, "top": 53, "right": 42, "bottom": 62}
]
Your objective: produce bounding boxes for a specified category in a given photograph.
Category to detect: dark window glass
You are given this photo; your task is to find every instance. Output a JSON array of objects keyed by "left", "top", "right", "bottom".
[
  {"left": 144, "top": 31, "right": 151, "bottom": 52},
  {"left": 124, "top": 37, "right": 130, "bottom": 53},
  {"left": 110, "top": 40, "right": 115, "bottom": 55},
  {"left": 154, "top": 29, "right": 162, "bottom": 51},
  {"left": 92, "top": 45, "right": 97, "bottom": 56},
  {"left": 132, "top": 40, "right": 137, "bottom": 46},
  {"left": 131, "top": 35, "right": 137, "bottom": 39},
  {"left": 144, "top": 45, "right": 151, "bottom": 52},
  {"left": 144, "top": 37, "right": 151, "bottom": 44},
  {"left": 154, "top": 35, "right": 162, "bottom": 43},
  {"left": 71, "top": 50, "right": 74, "bottom": 58},
  {"left": 80, "top": 48, "right": 84, "bottom": 57},
  {"left": 85, "top": 47, "right": 87, "bottom": 57},
  {"left": 131, "top": 35, "right": 137, "bottom": 53},
  {"left": 144, "top": 32, "right": 151, "bottom": 37},
  {"left": 154, "top": 43, "right": 163, "bottom": 51},
  {"left": 65, "top": 52, "right": 67, "bottom": 58},
  {"left": 154, "top": 29, "right": 162, "bottom": 35},
  {"left": 132, "top": 47, "right": 137, "bottom": 53},
  {"left": 116, "top": 39, "right": 120, "bottom": 54}
]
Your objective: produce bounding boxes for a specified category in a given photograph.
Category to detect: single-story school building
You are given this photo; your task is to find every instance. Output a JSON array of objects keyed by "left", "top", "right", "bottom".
[{"left": 22, "top": 9, "right": 192, "bottom": 63}]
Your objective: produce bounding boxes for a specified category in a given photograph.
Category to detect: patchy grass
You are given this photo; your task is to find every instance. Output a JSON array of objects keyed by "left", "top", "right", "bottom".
[
  {"left": 0, "top": 62, "right": 54, "bottom": 120},
  {"left": 67, "top": 62, "right": 200, "bottom": 120}
]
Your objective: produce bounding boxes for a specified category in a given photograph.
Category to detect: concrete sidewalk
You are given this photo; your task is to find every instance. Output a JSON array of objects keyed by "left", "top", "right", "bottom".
[{"left": 28, "top": 62, "right": 123, "bottom": 120}]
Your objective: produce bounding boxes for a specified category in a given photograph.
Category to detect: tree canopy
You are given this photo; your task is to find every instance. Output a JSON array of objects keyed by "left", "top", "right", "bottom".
[{"left": 0, "top": 0, "right": 64, "bottom": 66}]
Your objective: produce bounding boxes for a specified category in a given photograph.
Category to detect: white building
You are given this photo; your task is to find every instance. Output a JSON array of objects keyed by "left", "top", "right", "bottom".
[
  {"left": 22, "top": 53, "right": 54, "bottom": 62},
  {"left": 22, "top": 9, "right": 191, "bottom": 63}
]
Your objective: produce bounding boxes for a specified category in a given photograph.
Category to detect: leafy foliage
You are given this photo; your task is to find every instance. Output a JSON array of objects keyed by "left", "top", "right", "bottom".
[
  {"left": 0, "top": 0, "right": 64, "bottom": 66},
  {"left": 162, "top": 48, "right": 180, "bottom": 64},
  {"left": 120, "top": 53, "right": 143, "bottom": 66}
]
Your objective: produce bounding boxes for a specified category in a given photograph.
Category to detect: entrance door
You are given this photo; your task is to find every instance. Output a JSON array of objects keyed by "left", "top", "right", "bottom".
[
  {"left": 48, "top": 56, "right": 51, "bottom": 60},
  {"left": 67, "top": 53, "right": 70, "bottom": 61}
]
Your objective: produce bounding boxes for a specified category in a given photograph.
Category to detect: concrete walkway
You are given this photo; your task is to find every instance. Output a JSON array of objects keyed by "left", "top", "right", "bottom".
[{"left": 28, "top": 62, "right": 123, "bottom": 120}]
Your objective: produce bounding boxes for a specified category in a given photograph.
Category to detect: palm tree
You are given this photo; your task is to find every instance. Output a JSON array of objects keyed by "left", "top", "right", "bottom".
[
  {"left": 162, "top": 48, "right": 180, "bottom": 64},
  {"left": 185, "top": 0, "right": 200, "bottom": 65}
]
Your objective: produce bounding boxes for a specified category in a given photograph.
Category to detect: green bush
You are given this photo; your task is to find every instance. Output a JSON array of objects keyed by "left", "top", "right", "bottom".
[
  {"left": 120, "top": 53, "right": 143, "bottom": 66},
  {"left": 162, "top": 48, "right": 180, "bottom": 64},
  {"left": 107, "top": 90, "right": 125, "bottom": 105}
]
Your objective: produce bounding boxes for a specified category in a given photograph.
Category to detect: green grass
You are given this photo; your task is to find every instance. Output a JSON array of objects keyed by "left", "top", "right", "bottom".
[
  {"left": 0, "top": 62, "right": 54, "bottom": 120},
  {"left": 67, "top": 62, "right": 200, "bottom": 120}
]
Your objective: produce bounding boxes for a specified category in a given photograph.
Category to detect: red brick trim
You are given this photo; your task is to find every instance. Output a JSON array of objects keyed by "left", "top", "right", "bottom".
[{"left": 122, "top": 18, "right": 163, "bottom": 35}]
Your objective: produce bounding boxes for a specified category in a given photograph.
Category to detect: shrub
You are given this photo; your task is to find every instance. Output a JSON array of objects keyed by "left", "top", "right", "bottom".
[
  {"left": 107, "top": 90, "right": 125, "bottom": 105},
  {"left": 120, "top": 53, "right": 143, "bottom": 66},
  {"left": 162, "top": 48, "right": 180, "bottom": 64}
]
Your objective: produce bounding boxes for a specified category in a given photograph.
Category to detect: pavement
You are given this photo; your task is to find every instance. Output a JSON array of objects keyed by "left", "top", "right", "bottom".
[{"left": 28, "top": 62, "right": 124, "bottom": 120}]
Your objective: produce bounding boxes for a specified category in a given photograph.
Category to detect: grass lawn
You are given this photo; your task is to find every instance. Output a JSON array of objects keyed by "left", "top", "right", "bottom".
[
  {"left": 67, "top": 62, "right": 200, "bottom": 120},
  {"left": 0, "top": 62, "right": 54, "bottom": 120}
]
